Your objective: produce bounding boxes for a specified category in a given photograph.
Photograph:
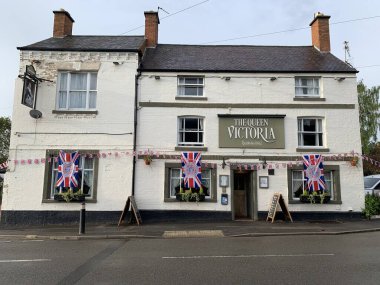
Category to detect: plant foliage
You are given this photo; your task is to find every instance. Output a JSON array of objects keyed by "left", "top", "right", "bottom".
[{"left": 362, "top": 194, "right": 380, "bottom": 219}]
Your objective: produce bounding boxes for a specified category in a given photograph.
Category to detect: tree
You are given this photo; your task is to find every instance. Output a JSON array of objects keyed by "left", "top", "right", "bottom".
[
  {"left": 358, "top": 80, "right": 380, "bottom": 154},
  {"left": 0, "top": 117, "right": 11, "bottom": 164}
]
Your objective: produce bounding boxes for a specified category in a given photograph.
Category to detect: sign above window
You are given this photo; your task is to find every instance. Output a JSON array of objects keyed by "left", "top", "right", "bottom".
[{"left": 218, "top": 115, "right": 285, "bottom": 149}]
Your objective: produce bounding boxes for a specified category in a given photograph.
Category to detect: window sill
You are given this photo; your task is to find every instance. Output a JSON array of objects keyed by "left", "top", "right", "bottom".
[
  {"left": 42, "top": 199, "right": 97, "bottom": 203},
  {"left": 293, "top": 97, "right": 325, "bottom": 101},
  {"left": 52, "top": 110, "right": 98, "bottom": 115},
  {"left": 164, "top": 198, "right": 217, "bottom": 203},
  {"left": 175, "top": 96, "right": 208, "bottom": 101},
  {"left": 289, "top": 200, "right": 342, "bottom": 205},
  {"left": 175, "top": 146, "right": 208, "bottom": 151},
  {"left": 296, "top": 147, "right": 330, "bottom": 152}
]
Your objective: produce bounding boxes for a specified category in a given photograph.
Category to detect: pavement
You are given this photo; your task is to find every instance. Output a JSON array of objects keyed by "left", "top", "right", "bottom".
[{"left": 1, "top": 219, "right": 380, "bottom": 240}]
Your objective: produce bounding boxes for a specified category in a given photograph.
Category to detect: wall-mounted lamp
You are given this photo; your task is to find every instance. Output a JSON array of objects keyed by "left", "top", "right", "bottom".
[
  {"left": 113, "top": 61, "right": 123, "bottom": 65},
  {"left": 222, "top": 157, "right": 227, "bottom": 169},
  {"left": 155, "top": 76, "right": 160, "bottom": 80},
  {"left": 225, "top": 77, "right": 231, "bottom": 81},
  {"left": 270, "top": 77, "right": 277, "bottom": 81},
  {"left": 335, "top": 77, "right": 346, "bottom": 82},
  {"left": 261, "top": 158, "right": 268, "bottom": 169}
]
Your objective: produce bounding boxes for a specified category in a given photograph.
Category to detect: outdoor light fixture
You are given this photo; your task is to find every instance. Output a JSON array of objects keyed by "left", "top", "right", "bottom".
[
  {"left": 225, "top": 77, "right": 231, "bottom": 81},
  {"left": 270, "top": 77, "right": 277, "bottom": 81},
  {"left": 113, "top": 61, "right": 123, "bottom": 65},
  {"left": 262, "top": 158, "right": 268, "bottom": 169},
  {"left": 155, "top": 76, "right": 160, "bottom": 80},
  {"left": 335, "top": 77, "right": 346, "bottom": 82},
  {"left": 222, "top": 157, "right": 227, "bottom": 169}
]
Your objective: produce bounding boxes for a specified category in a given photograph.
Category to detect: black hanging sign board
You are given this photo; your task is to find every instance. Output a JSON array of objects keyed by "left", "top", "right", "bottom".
[
  {"left": 118, "top": 196, "right": 142, "bottom": 226},
  {"left": 266, "top": 193, "right": 293, "bottom": 223}
]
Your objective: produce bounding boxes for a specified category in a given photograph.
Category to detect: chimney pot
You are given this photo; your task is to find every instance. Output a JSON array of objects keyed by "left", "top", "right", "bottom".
[
  {"left": 144, "top": 11, "right": 159, "bottom": 48},
  {"left": 310, "top": 12, "right": 331, "bottom": 52},
  {"left": 53, "top": 9, "right": 75, "bottom": 38}
]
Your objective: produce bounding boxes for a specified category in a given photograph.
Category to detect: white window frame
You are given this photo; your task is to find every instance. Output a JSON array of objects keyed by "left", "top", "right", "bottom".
[
  {"left": 169, "top": 167, "right": 212, "bottom": 198},
  {"left": 297, "top": 117, "right": 324, "bottom": 147},
  {"left": 291, "top": 170, "right": 334, "bottom": 200},
  {"left": 57, "top": 72, "right": 97, "bottom": 110},
  {"left": 177, "top": 76, "right": 204, "bottom": 97},
  {"left": 178, "top": 116, "right": 204, "bottom": 146},
  {"left": 295, "top": 77, "right": 320, "bottom": 97},
  {"left": 50, "top": 155, "right": 95, "bottom": 199}
]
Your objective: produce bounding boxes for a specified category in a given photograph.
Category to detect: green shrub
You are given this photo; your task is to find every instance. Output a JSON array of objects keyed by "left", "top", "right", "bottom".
[{"left": 363, "top": 194, "right": 380, "bottom": 219}]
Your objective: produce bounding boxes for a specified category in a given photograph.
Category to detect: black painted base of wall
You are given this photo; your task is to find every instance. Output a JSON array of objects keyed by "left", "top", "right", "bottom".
[{"left": 1, "top": 210, "right": 363, "bottom": 225}]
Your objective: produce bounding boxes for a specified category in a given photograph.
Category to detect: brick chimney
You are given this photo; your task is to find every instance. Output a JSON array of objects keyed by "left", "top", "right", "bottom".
[
  {"left": 53, "top": 9, "right": 75, "bottom": 38},
  {"left": 144, "top": 11, "right": 159, "bottom": 48},
  {"left": 310, "top": 12, "right": 331, "bottom": 52}
]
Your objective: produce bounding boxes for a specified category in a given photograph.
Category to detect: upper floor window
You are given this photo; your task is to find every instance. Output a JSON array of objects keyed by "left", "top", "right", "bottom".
[
  {"left": 177, "top": 76, "right": 204, "bottom": 96},
  {"left": 298, "top": 118, "right": 323, "bottom": 147},
  {"left": 178, "top": 117, "right": 204, "bottom": 146},
  {"left": 57, "top": 72, "right": 97, "bottom": 110},
  {"left": 295, "top": 77, "right": 319, "bottom": 96}
]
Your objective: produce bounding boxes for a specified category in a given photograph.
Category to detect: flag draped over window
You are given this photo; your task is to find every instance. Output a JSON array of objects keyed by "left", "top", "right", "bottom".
[
  {"left": 56, "top": 150, "right": 80, "bottom": 188},
  {"left": 181, "top": 152, "right": 202, "bottom": 189},
  {"left": 303, "top": 154, "right": 326, "bottom": 192}
]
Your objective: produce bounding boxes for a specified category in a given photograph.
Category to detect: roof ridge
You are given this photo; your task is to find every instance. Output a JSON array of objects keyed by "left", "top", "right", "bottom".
[{"left": 154, "top": 44, "right": 314, "bottom": 48}]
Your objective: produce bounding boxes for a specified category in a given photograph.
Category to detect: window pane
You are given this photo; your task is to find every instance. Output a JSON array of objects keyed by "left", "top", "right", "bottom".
[
  {"left": 184, "top": 87, "right": 199, "bottom": 96},
  {"left": 303, "top": 134, "right": 316, "bottom": 146},
  {"left": 89, "top": 91, "right": 97, "bottom": 109},
  {"left": 84, "top": 157, "right": 94, "bottom": 169},
  {"left": 318, "top": 133, "right": 323, "bottom": 146},
  {"left": 184, "top": 78, "right": 199, "bottom": 85},
  {"left": 83, "top": 170, "right": 93, "bottom": 196},
  {"left": 59, "top": 73, "right": 68, "bottom": 91},
  {"left": 185, "top": 118, "right": 198, "bottom": 130},
  {"left": 70, "top": 73, "right": 87, "bottom": 90},
  {"left": 90, "top": 73, "right": 97, "bottom": 90},
  {"left": 184, "top": 132, "right": 198, "bottom": 142},
  {"left": 69, "top": 91, "right": 86, "bottom": 108},
  {"left": 198, "top": 132, "right": 203, "bottom": 143},
  {"left": 303, "top": 119, "right": 316, "bottom": 132},
  {"left": 58, "top": 91, "right": 67, "bottom": 109}
]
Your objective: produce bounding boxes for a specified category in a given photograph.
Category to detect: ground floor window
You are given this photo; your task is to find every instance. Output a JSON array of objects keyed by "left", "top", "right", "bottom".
[
  {"left": 288, "top": 165, "right": 340, "bottom": 202},
  {"left": 43, "top": 150, "right": 98, "bottom": 201},
  {"left": 165, "top": 162, "right": 217, "bottom": 202}
]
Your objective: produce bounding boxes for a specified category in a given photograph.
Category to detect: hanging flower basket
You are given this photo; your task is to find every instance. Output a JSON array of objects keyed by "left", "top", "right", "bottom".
[{"left": 143, "top": 155, "right": 152, "bottom": 165}]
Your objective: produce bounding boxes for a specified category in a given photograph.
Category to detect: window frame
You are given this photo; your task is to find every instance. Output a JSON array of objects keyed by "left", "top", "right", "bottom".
[
  {"left": 287, "top": 165, "right": 341, "bottom": 204},
  {"left": 177, "top": 76, "right": 205, "bottom": 97},
  {"left": 42, "top": 150, "right": 99, "bottom": 202},
  {"left": 177, "top": 116, "right": 205, "bottom": 146},
  {"left": 295, "top": 77, "right": 320, "bottom": 97},
  {"left": 57, "top": 71, "right": 98, "bottom": 111},
  {"left": 164, "top": 162, "right": 217, "bottom": 202},
  {"left": 297, "top": 117, "right": 324, "bottom": 147}
]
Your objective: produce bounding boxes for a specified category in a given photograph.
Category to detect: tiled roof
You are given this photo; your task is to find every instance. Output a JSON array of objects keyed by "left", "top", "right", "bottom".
[
  {"left": 140, "top": 44, "right": 357, "bottom": 73},
  {"left": 18, "top": 36, "right": 145, "bottom": 52}
]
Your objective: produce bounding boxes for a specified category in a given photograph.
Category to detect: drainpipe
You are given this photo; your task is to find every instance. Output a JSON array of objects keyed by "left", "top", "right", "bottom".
[{"left": 131, "top": 70, "right": 141, "bottom": 196}]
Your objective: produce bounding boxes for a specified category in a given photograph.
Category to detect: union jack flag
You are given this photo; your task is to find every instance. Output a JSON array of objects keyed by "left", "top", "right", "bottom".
[
  {"left": 181, "top": 152, "right": 202, "bottom": 189},
  {"left": 56, "top": 150, "right": 80, "bottom": 188},
  {"left": 303, "top": 154, "right": 326, "bottom": 192}
]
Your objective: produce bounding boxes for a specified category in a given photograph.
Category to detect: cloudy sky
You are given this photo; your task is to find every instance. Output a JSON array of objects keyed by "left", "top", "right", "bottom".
[{"left": 1, "top": 0, "right": 379, "bottom": 117}]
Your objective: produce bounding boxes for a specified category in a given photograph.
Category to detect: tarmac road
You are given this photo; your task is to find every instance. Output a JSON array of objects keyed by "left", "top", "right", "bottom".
[{"left": 0, "top": 232, "right": 380, "bottom": 284}]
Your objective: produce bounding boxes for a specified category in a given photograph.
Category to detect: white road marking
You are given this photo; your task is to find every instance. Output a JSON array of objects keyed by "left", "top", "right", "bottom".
[
  {"left": 22, "top": 240, "right": 44, "bottom": 242},
  {"left": 0, "top": 259, "right": 51, "bottom": 263},
  {"left": 0, "top": 241, "right": 11, "bottom": 243},
  {"left": 162, "top": 253, "right": 334, "bottom": 259}
]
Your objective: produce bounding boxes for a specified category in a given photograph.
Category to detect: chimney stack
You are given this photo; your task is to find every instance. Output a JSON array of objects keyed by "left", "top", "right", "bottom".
[
  {"left": 53, "top": 9, "right": 75, "bottom": 38},
  {"left": 144, "top": 11, "right": 159, "bottom": 47},
  {"left": 310, "top": 12, "right": 331, "bottom": 52}
]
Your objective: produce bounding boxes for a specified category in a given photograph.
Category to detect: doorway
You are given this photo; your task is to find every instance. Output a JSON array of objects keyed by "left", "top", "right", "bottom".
[{"left": 233, "top": 171, "right": 254, "bottom": 220}]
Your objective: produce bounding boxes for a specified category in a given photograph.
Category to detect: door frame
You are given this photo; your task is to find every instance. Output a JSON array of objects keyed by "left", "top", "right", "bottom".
[{"left": 230, "top": 169, "right": 258, "bottom": 221}]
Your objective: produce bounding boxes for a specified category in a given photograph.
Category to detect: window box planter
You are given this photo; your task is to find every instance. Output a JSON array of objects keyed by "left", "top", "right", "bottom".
[
  {"left": 54, "top": 193, "right": 85, "bottom": 202},
  {"left": 176, "top": 193, "right": 206, "bottom": 202},
  {"left": 300, "top": 194, "right": 331, "bottom": 204}
]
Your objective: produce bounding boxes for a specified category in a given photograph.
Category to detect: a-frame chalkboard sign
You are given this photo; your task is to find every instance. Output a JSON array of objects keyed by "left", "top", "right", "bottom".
[
  {"left": 118, "top": 196, "right": 142, "bottom": 226},
  {"left": 266, "top": 193, "right": 293, "bottom": 223}
]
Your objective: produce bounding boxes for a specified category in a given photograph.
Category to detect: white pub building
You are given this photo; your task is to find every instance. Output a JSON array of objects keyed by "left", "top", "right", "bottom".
[{"left": 1, "top": 10, "right": 363, "bottom": 224}]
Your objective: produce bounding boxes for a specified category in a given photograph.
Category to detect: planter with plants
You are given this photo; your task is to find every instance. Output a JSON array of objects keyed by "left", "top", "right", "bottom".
[
  {"left": 143, "top": 154, "right": 152, "bottom": 165},
  {"left": 350, "top": 156, "right": 359, "bottom": 167},
  {"left": 54, "top": 188, "right": 85, "bottom": 202},
  {"left": 174, "top": 184, "right": 208, "bottom": 202},
  {"left": 300, "top": 190, "right": 331, "bottom": 204}
]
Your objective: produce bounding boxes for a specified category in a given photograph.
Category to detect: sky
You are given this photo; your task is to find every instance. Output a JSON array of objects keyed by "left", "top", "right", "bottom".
[{"left": 1, "top": 0, "right": 379, "bottom": 117}]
